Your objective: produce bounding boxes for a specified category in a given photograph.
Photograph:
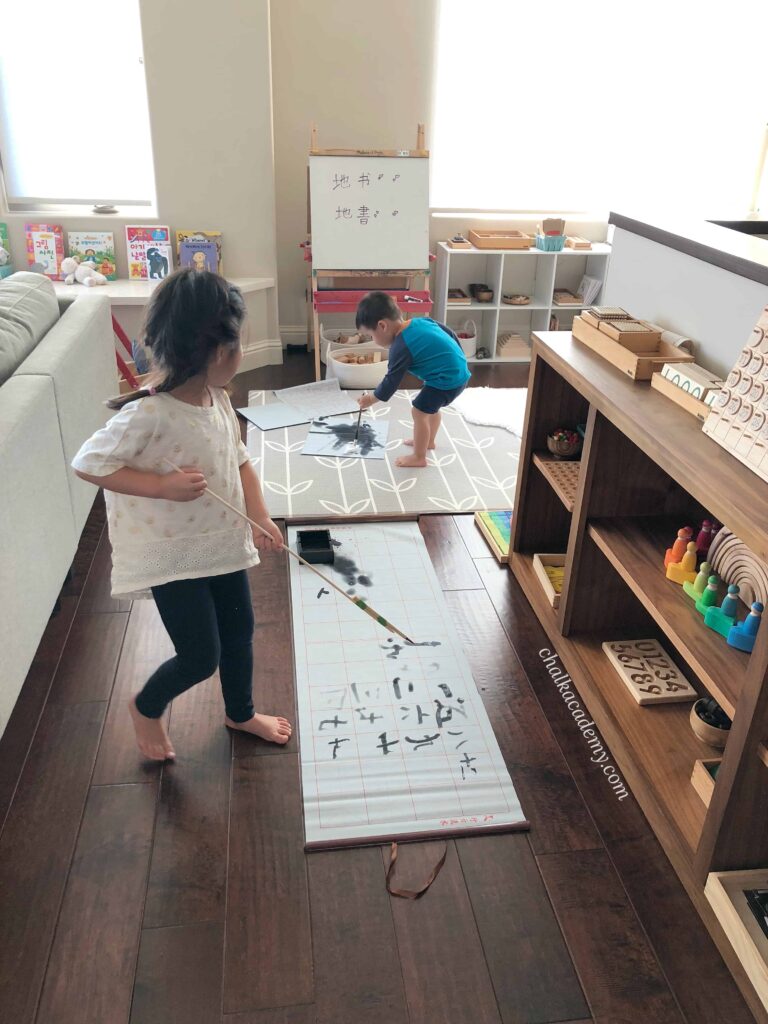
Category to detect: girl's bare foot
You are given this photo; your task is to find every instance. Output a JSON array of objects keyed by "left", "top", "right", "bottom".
[
  {"left": 225, "top": 713, "right": 293, "bottom": 744},
  {"left": 403, "top": 438, "right": 436, "bottom": 449},
  {"left": 129, "top": 697, "right": 175, "bottom": 761},
  {"left": 396, "top": 454, "right": 428, "bottom": 467}
]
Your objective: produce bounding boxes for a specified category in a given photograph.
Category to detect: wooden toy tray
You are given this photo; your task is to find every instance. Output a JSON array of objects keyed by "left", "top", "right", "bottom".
[
  {"left": 572, "top": 315, "right": 695, "bottom": 380},
  {"left": 468, "top": 229, "right": 532, "bottom": 250}
]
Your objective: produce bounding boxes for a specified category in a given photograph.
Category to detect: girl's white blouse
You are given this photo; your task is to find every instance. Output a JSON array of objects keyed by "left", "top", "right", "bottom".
[{"left": 72, "top": 388, "right": 259, "bottom": 598}]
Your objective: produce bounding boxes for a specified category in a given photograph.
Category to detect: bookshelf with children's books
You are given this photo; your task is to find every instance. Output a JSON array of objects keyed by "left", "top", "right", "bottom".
[{"left": 433, "top": 240, "right": 611, "bottom": 362}]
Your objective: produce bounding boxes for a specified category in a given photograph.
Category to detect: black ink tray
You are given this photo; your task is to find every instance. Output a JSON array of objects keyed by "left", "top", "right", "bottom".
[{"left": 297, "top": 529, "right": 335, "bottom": 565}]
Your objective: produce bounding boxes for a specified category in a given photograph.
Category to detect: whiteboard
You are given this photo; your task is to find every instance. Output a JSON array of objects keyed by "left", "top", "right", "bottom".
[{"left": 309, "top": 155, "right": 429, "bottom": 270}]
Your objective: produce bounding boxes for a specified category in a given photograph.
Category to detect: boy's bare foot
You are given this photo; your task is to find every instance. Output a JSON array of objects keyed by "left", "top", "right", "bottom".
[
  {"left": 129, "top": 697, "right": 175, "bottom": 761},
  {"left": 225, "top": 713, "right": 293, "bottom": 744},
  {"left": 403, "top": 438, "right": 436, "bottom": 449},
  {"left": 396, "top": 454, "right": 428, "bottom": 468}
]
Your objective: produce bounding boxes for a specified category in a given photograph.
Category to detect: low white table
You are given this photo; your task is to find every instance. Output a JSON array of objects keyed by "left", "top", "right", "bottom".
[
  {"left": 52, "top": 275, "right": 274, "bottom": 304},
  {"left": 53, "top": 277, "right": 276, "bottom": 384}
]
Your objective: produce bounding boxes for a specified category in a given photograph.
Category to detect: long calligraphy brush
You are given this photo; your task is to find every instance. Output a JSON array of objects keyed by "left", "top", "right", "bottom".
[{"left": 163, "top": 458, "right": 414, "bottom": 644}]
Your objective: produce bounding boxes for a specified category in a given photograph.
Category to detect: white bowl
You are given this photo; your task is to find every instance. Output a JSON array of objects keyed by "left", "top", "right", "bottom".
[{"left": 327, "top": 347, "right": 389, "bottom": 389}]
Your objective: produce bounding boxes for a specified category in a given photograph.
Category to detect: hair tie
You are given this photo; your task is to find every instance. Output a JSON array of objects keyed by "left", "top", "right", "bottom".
[{"left": 147, "top": 386, "right": 156, "bottom": 396}]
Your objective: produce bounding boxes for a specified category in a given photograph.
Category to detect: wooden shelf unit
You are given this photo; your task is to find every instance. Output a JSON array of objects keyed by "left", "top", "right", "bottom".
[{"left": 510, "top": 331, "right": 768, "bottom": 1024}]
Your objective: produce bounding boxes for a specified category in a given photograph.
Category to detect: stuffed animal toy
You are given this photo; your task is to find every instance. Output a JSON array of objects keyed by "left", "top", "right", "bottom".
[
  {"left": 61, "top": 256, "right": 107, "bottom": 287},
  {"left": 0, "top": 245, "right": 10, "bottom": 267}
]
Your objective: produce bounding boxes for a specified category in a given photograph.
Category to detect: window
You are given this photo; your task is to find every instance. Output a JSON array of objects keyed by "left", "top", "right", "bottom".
[
  {"left": 432, "top": 0, "right": 768, "bottom": 216},
  {"left": 0, "top": 3, "right": 156, "bottom": 210}
]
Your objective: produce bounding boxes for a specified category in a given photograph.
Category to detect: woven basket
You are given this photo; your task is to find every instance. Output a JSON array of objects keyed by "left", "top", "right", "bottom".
[{"left": 546, "top": 434, "right": 582, "bottom": 459}]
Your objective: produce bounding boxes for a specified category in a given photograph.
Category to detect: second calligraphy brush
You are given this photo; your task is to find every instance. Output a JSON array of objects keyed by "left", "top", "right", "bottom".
[{"left": 163, "top": 458, "right": 414, "bottom": 644}]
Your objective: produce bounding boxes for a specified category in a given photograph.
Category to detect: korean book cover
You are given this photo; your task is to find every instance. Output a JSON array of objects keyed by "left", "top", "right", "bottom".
[
  {"left": 25, "top": 223, "right": 65, "bottom": 280},
  {"left": 68, "top": 231, "right": 117, "bottom": 280},
  {"left": 125, "top": 225, "right": 173, "bottom": 281}
]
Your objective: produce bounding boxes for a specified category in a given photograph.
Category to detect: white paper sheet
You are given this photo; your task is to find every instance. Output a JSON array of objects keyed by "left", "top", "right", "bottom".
[
  {"left": 237, "top": 404, "right": 310, "bottom": 430},
  {"left": 273, "top": 378, "right": 360, "bottom": 418},
  {"left": 289, "top": 522, "right": 527, "bottom": 847}
]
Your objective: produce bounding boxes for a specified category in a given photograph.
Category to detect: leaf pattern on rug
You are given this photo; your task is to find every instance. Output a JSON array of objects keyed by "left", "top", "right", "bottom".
[
  {"left": 427, "top": 453, "right": 458, "bottom": 468},
  {"left": 428, "top": 495, "right": 480, "bottom": 511},
  {"left": 265, "top": 439, "right": 305, "bottom": 453},
  {"left": 369, "top": 478, "right": 417, "bottom": 494},
  {"left": 265, "top": 479, "right": 313, "bottom": 497},
  {"left": 319, "top": 498, "right": 372, "bottom": 515},
  {"left": 247, "top": 388, "right": 520, "bottom": 517},
  {"left": 471, "top": 474, "right": 517, "bottom": 491}
]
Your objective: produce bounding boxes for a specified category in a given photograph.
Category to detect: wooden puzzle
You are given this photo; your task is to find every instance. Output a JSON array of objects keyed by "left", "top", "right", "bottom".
[
  {"left": 288, "top": 522, "right": 527, "bottom": 848},
  {"left": 602, "top": 639, "right": 697, "bottom": 705}
]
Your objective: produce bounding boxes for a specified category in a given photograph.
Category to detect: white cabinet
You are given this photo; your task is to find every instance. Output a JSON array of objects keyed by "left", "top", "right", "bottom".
[{"left": 433, "top": 240, "right": 611, "bottom": 362}]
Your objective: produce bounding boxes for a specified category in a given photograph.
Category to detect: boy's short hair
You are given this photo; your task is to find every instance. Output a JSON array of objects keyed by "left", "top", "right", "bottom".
[{"left": 356, "top": 291, "right": 401, "bottom": 330}]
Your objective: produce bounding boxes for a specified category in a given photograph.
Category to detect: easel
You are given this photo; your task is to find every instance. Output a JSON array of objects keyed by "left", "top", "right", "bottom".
[{"left": 305, "top": 125, "right": 432, "bottom": 381}]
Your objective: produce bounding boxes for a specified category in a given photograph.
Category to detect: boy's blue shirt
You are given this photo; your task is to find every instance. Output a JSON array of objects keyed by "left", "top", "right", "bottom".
[{"left": 373, "top": 317, "right": 471, "bottom": 402}]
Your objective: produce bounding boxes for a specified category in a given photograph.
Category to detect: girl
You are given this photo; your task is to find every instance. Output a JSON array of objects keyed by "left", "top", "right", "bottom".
[{"left": 73, "top": 268, "right": 292, "bottom": 761}]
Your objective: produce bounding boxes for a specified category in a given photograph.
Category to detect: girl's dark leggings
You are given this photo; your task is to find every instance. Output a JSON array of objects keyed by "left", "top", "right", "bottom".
[{"left": 135, "top": 569, "right": 255, "bottom": 722}]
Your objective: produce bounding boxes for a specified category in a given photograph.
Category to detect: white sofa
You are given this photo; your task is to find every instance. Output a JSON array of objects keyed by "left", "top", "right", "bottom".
[{"left": 0, "top": 272, "right": 116, "bottom": 733}]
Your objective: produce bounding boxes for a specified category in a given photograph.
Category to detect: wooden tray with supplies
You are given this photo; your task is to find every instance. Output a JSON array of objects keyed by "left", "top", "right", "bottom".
[
  {"left": 651, "top": 372, "right": 712, "bottom": 422},
  {"left": 598, "top": 319, "right": 662, "bottom": 352},
  {"left": 532, "top": 553, "right": 566, "bottom": 609},
  {"left": 572, "top": 315, "right": 695, "bottom": 381},
  {"left": 691, "top": 757, "right": 722, "bottom": 807},
  {"left": 468, "top": 229, "right": 532, "bottom": 250}
]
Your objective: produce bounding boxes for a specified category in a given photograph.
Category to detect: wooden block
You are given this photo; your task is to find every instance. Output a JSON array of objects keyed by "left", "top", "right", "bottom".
[
  {"left": 598, "top": 319, "right": 663, "bottom": 352},
  {"left": 572, "top": 316, "right": 694, "bottom": 380},
  {"left": 661, "top": 361, "right": 724, "bottom": 398},
  {"left": 691, "top": 757, "right": 722, "bottom": 807},
  {"left": 705, "top": 869, "right": 768, "bottom": 1015},
  {"left": 602, "top": 638, "right": 698, "bottom": 705},
  {"left": 582, "top": 306, "right": 631, "bottom": 328},
  {"left": 532, "top": 553, "right": 566, "bottom": 609},
  {"left": 651, "top": 372, "right": 711, "bottom": 422},
  {"left": 468, "top": 228, "right": 532, "bottom": 250}
]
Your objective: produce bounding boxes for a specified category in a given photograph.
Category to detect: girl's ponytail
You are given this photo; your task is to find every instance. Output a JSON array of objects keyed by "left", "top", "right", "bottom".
[
  {"left": 106, "top": 383, "right": 159, "bottom": 410},
  {"left": 104, "top": 268, "right": 246, "bottom": 411}
]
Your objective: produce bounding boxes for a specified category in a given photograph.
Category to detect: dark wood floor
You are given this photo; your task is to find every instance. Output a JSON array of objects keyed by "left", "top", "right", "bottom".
[{"left": 0, "top": 352, "right": 756, "bottom": 1023}]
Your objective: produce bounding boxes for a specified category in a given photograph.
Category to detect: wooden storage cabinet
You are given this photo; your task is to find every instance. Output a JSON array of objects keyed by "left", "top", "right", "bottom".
[{"left": 510, "top": 331, "right": 768, "bottom": 1024}]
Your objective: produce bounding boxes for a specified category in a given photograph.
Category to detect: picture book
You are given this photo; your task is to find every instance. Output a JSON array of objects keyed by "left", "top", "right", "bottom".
[
  {"left": 67, "top": 231, "right": 117, "bottom": 280},
  {"left": 180, "top": 239, "right": 219, "bottom": 272},
  {"left": 25, "top": 223, "right": 65, "bottom": 280},
  {"left": 176, "top": 230, "right": 222, "bottom": 273},
  {"left": 0, "top": 223, "right": 12, "bottom": 279},
  {"left": 125, "top": 225, "right": 173, "bottom": 281}
]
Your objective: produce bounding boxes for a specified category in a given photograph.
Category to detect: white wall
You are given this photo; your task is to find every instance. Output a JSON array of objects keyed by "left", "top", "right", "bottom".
[
  {"left": 270, "top": 0, "right": 438, "bottom": 340},
  {"left": 2, "top": 0, "right": 280, "bottom": 365},
  {"left": 269, "top": 0, "right": 608, "bottom": 344},
  {"left": 605, "top": 227, "right": 768, "bottom": 380}
]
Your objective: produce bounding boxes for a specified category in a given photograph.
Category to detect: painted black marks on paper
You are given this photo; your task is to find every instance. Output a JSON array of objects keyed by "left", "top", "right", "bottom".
[
  {"left": 331, "top": 551, "right": 373, "bottom": 590},
  {"left": 309, "top": 418, "right": 383, "bottom": 456}
]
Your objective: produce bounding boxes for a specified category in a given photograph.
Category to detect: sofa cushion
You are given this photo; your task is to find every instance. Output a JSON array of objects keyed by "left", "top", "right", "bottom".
[{"left": 0, "top": 272, "right": 60, "bottom": 385}]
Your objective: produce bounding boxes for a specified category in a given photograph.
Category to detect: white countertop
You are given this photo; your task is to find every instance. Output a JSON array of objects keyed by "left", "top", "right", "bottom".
[{"left": 53, "top": 275, "right": 275, "bottom": 305}]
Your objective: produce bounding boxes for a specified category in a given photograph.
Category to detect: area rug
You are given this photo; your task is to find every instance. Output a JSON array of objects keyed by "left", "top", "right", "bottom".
[
  {"left": 288, "top": 521, "right": 528, "bottom": 848},
  {"left": 452, "top": 386, "right": 528, "bottom": 436},
  {"left": 245, "top": 389, "right": 520, "bottom": 518}
]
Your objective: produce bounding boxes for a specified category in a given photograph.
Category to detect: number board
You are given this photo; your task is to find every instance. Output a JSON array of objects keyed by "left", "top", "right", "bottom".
[{"left": 601, "top": 639, "right": 697, "bottom": 705}]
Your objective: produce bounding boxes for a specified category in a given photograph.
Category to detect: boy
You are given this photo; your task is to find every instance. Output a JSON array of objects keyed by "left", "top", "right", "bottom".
[{"left": 356, "top": 291, "right": 471, "bottom": 467}]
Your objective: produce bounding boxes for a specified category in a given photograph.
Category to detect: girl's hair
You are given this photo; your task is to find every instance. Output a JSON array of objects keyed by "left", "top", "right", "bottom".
[
  {"left": 355, "top": 290, "right": 401, "bottom": 330},
  {"left": 107, "top": 267, "right": 246, "bottom": 409}
]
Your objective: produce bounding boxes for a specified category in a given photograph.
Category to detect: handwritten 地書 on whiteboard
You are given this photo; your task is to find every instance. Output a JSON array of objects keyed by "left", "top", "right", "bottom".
[{"left": 308, "top": 155, "right": 429, "bottom": 271}]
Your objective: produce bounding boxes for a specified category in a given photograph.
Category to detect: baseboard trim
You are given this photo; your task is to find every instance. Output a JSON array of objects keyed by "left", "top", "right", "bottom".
[
  {"left": 239, "top": 339, "right": 283, "bottom": 372},
  {"left": 280, "top": 324, "right": 311, "bottom": 347}
]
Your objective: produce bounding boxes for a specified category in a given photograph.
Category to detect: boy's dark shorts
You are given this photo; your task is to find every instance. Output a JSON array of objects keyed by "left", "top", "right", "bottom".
[{"left": 412, "top": 382, "right": 468, "bottom": 415}]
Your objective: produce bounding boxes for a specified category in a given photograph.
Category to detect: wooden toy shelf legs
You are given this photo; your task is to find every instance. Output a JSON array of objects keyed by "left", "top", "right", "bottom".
[{"left": 510, "top": 330, "right": 768, "bottom": 1024}]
